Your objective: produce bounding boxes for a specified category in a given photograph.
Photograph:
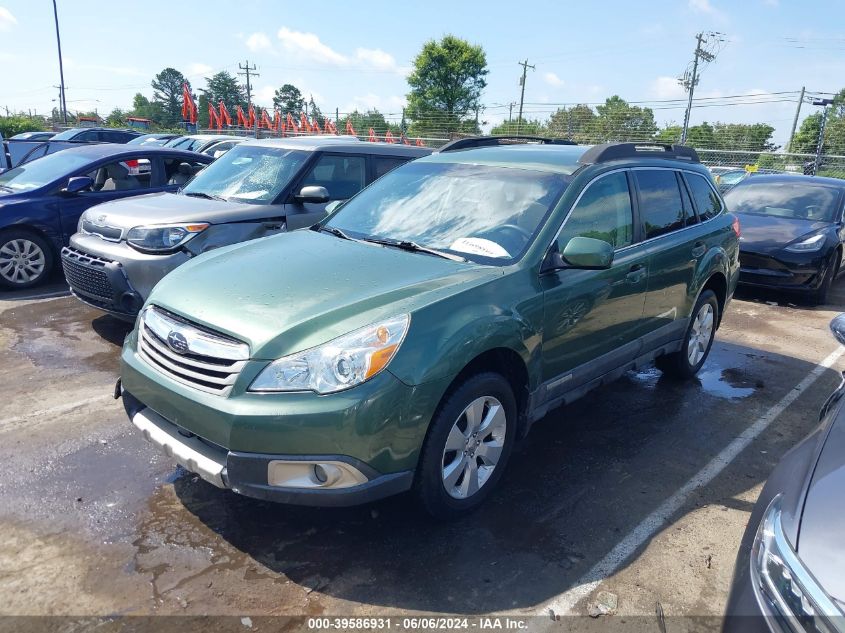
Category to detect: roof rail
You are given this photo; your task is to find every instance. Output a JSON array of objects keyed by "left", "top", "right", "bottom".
[
  {"left": 437, "top": 135, "right": 577, "bottom": 153},
  {"left": 578, "top": 142, "right": 699, "bottom": 164}
]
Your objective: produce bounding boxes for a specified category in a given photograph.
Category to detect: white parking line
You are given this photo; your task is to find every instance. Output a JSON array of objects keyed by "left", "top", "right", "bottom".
[
  {"left": 538, "top": 345, "right": 845, "bottom": 617},
  {"left": 0, "top": 394, "right": 114, "bottom": 431}
]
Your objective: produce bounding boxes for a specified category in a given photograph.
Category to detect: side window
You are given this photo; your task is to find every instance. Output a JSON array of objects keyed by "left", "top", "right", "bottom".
[
  {"left": 372, "top": 156, "right": 407, "bottom": 180},
  {"left": 75, "top": 130, "right": 99, "bottom": 142},
  {"left": 557, "top": 171, "right": 634, "bottom": 251},
  {"left": 301, "top": 154, "right": 366, "bottom": 201},
  {"left": 100, "top": 130, "right": 128, "bottom": 143},
  {"left": 686, "top": 173, "right": 723, "bottom": 220},
  {"left": 678, "top": 173, "right": 699, "bottom": 225},
  {"left": 634, "top": 170, "right": 686, "bottom": 239},
  {"left": 83, "top": 158, "right": 151, "bottom": 192},
  {"left": 163, "top": 158, "right": 207, "bottom": 185}
]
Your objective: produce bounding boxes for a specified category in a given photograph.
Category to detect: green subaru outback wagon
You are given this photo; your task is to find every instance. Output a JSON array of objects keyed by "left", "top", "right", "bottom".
[{"left": 119, "top": 139, "right": 740, "bottom": 518}]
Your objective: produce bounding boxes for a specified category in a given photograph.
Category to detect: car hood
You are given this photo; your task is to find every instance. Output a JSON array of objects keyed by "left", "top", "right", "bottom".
[
  {"left": 80, "top": 192, "right": 280, "bottom": 230},
  {"left": 147, "top": 229, "right": 495, "bottom": 360},
  {"left": 796, "top": 391, "right": 845, "bottom": 603},
  {"left": 737, "top": 213, "right": 830, "bottom": 255}
]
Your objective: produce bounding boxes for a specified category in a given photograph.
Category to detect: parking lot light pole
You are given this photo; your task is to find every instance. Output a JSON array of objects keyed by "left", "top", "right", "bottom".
[
  {"left": 811, "top": 98, "right": 833, "bottom": 176},
  {"left": 52, "top": 0, "right": 68, "bottom": 125}
]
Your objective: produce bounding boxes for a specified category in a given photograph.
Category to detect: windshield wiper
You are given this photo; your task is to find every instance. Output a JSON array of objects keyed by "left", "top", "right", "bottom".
[
  {"left": 316, "top": 225, "right": 355, "bottom": 241},
  {"left": 361, "top": 237, "right": 467, "bottom": 262},
  {"left": 183, "top": 191, "right": 226, "bottom": 202},
  {"left": 0, "top": 185, "right": 14, "bottom": 193}
]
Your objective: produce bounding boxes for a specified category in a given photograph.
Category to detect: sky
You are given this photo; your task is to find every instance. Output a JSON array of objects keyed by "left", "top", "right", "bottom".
[{"left": 1, "top": 0, "right": 843, "bottom": 146}]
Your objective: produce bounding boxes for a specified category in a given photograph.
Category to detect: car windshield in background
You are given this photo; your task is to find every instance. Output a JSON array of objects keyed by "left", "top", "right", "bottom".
[
  {"left": 50, "top": 128, "right": 83, "bottom": 141},
  {"left": 181, "top": 145, "right": 309, "bottom": 204},
  {"left": 165, "top": 137, "right": 202, "bottom": 151},
  {"left": 725, "top": 181, "right": 841, "bottom": 222},
  {"left": 324, "top": 162, "right": 569, "bottom": 265},
  {"left": 0, "top": 151, "right": 93, "bottom": 193}
]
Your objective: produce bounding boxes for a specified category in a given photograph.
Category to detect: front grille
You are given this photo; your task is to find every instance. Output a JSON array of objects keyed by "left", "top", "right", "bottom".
[
  {"left": 81, "top": 219, "right": 123, "bottom": 241},
  {"left": 61, "top": 246, "right": 115, "bottom": 301},
  {"left": 137, "top": 306, "right": 249, "bottom": 397}
]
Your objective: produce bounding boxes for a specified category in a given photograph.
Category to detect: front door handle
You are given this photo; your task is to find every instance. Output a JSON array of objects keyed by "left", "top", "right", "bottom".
[
  {"left": 692, "top": 242, "right": 706, "bottom": 258},
  {"left": 626, "top": 263, "right": 647, "bottom": 284}
]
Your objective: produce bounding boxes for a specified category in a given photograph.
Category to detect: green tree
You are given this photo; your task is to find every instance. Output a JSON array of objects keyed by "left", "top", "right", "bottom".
[
  {"left": 654, "top": 124, "right": 683, "bottom": 145},
  {"left": 151, "top": 68, "right": 188, "bottom": 127},
  {"left": 105, "top": 108, "right": 125, "bottom": 127},
  {"left": 0, "top": 116, "right": 47, "bottom": 138},
  {"left": 202, "top": 71, "right": 247, "bottom": 113},
  {"left": 406, "top": 34, "right": 488, "bottom": 137},
  {"left": 491, "top": 118, "right": 545, "bottom": 136},
  {"left": 273, "top": 84, "right": 305, "bottom": 114},
  {"left": 343, "top": 110, "right": 401, "bottom": 139},
  {"left": 307, "top": 96, "right": 325, "bottom": 127},
  {"left": 594, "top": 95, "right": 657, "bottom": 142},
  {"left": 711, "top": 123, "right": 776, "bottom": 151},
  {"left": 197, "top": 93, "right": 210, "bottom": 129},
  {"left": 791, "top": 89, "right": 845, "bottom": 156},
  {"left": 546, "top": 104, "right": 598, "bottom": 142},
  {"left": 129, "top": 93, "right": 164, "bottom": 123}
]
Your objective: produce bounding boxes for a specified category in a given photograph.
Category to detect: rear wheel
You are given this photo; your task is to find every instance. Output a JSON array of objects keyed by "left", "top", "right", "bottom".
[
  {"left": 414, "top": 372, "right": 516, "bottom": 520},
  {"left": 0, "top": 229, "right": 54, "bottom": 290},
  {"left": 656, "top": 290, "right": 719, "bottom": 380}
]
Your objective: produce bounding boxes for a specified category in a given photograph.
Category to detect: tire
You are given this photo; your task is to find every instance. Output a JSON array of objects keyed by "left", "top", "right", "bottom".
[
  {"left": 414, "top": 372, "right": 517, "bottom": 520},
  {"left": 814, "top": 251, "right": 840, "bottom": 305},
  {"left": 0, "top": 229, "right": 54, "bottom": 290},
  {"left": 655, "top": 289, "right": 719, "bottom": 380}
]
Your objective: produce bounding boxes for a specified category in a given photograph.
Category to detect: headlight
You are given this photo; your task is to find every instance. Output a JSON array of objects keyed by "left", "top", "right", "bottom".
[
  {"left": 126, "top": 223, "right": 209, "bottom": 253},
  {"left": 751, "top": 495, "right": 844, "bottom": 630},
  {"left": 785, "top": 234, "right": 826, "bottom": 253},
  {"left": 249, "top": 314, "right": 410, "bottom": 394}
]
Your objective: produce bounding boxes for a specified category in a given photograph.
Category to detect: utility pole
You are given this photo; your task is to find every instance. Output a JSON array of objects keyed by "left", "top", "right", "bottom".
[
  {"left": 811, "top": 98, "right": 834, "bottom": 176},
  {"left": 679, "top": 32, "right": 722, "bottom": 144},
  {"left": 52, "top": 0, "right": 68, "bottom": 124},
  {"left": 507, "top": 102, "right": 516, "bottom": 123},
  {"left": 238, "top": 60, "right": 259, "bottom": 107},
  {"left": 516, "top": 59, "right": 535, "bottom": 135},
  {"left": 786, "top": 86, "right": 806, "bottom": 153}
]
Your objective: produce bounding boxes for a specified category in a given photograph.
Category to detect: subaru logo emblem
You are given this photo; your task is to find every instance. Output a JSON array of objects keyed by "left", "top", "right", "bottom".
[
  {"left": 166, "top": 331, "right": 189, "bottom": 354},
  {"left": 96, "top": 214, "right": 107, "bottom": 224}
]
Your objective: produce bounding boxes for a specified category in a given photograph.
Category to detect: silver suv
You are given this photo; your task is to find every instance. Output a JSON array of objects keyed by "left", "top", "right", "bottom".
[{"left": 61, "top": 136, "right": 430, "bottom": 320}]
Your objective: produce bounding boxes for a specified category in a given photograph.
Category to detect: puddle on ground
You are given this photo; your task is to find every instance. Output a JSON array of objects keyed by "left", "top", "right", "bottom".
[{"left": 697, "top": 367, "right": 760, "bottom": 399}]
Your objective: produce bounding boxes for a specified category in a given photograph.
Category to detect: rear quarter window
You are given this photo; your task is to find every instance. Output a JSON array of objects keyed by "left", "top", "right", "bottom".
[{"left": 686, "top": 172, "right": 723, "bottom": 220}]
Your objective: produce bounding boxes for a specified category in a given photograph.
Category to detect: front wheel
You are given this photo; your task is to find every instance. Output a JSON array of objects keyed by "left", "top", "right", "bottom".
[
  {"left": 814, "top": 251, "right": 840, "bottom": 305},
  {"left": 414, "top": 372, "right": 517, "bottom": 520},
  {"left": 0, "top": 229, "right": 54, "bottom": 290},
  {"left": 655, "top": 290, "right": 719, "bottom": 380}
]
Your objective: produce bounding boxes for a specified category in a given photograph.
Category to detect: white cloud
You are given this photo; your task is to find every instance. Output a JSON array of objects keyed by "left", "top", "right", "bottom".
[
  {"left": 543, "top": 72, "right": 563, "bottom": 87},
  {"left": 0, "top": 6, "right": 17, "bottom": 31},
  {"left": 188, "top": 63, "right": 213, "bottom": 77},
  {"left": 688, "top": 0, "right": 728, "bottom": 21},
  {"left": 354, "top": 48, "right": 408, "bottom": 75},
  {"left": 650, "top": 76, "right": 687, "bottom": 100},
  {"left": 246, "top": 32, "right": 274, "bottom": 54},
  {"left": 277, "top": 27, "right": 347, "bottom": 65}
]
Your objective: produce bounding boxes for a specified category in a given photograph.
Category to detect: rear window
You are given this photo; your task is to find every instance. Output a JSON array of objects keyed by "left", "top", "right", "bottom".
[
  {"left": 686, "top": 173, "right": 723, "bottom": 220},
  {"left": 634, "top": 170, "right": 686, "bottom": 239}
]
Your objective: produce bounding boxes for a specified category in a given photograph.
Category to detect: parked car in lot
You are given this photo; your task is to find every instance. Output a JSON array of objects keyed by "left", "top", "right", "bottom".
[
  {"left": 0, "top": 144, "right": 212, "bottom": 289},
  {"left": 117, "top": 139, "right": 740, "bottom": 518},
  {"left": 51, "top": 127, "right": 142, "bottom": 144},
  {"left": 63, "top": 136, "right": 430, "bottom": 318},
  {"left": 724, "top": 314, "right": 845, "bottom": 632},
  {"left": 127, "top": 133, "right": 182, "bottom": 147},
  {"left": 164, "top": 134, "right": 243, "bottom": 154},
  {"left": 711, "top": 167, "right": 748, "bottom": 193},
  {"left": 9, "top": 131, "right": 56, "bottom": 141},
  {"left": 198, "top": 137, "right": 244, "bottom": 158},
  {"left": 725, "top": 174, "right": 845, "bottom": 303}
]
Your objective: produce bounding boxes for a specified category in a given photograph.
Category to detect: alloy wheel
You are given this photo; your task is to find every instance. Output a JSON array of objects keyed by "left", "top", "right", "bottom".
[
  {"left": 0, "top": 239, "right": 46, "bottom": 285},
  {"left": 441, "top": 396, "right": 507, "bottom": 500},
  {"left": 687, "top": 303, "right": 715, "bottom": 366}
]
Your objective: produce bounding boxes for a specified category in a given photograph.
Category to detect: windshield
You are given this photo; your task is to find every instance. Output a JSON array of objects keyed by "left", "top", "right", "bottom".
[
  {"left": 51, "top": 128, "right": 83, "bottom": 141},
  {"left": 181, "top": 145, "right": 308, "bottom": 204},
  {"left": 0, "top": 151, "right": 93, "bottom": 193},
  {"left": 128, "top": 135, "right": 167, "bottom": 146},
  {"left": 725, "top": 181, "right": 842, "bottom": 222},
  {"left": 324, "top": 162, "right": 569, "bottom": 265}
]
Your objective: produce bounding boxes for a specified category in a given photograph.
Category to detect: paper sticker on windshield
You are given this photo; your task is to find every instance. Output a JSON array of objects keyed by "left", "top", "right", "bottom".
[{"left": 449, "top": 237, "right": 511, "bottom": 259}]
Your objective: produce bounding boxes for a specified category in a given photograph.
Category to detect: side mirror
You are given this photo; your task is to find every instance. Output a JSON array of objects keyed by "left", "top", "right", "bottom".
[
  {"left": 324, "top": 200, "right": 344, "bottom": 214},
  {"left": 62, "top": 176, "right": 94, "bottom": 195},
  {"left": 831, "top": 314, "right": 845, "bottom": 346},
  {"left": 295, "top": 185, "right": 330, "bottom": 204},
  {"left": 547, "top": 236, "right": 614, "bottom": 270}
]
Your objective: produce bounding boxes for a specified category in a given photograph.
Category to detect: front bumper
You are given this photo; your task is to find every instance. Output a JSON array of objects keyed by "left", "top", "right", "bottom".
[
  {"left": 122, "top": 389, "right": 413, "bottom": 506},
  {"left": 738, "top": 248, "right": 830, "bottom": 292},
  {"left": 61, "top": 233, "right": 189, "bottom": 319}
]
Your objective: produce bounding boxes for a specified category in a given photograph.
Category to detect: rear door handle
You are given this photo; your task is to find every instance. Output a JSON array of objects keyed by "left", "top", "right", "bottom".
[
  {"left": 692, "top": 242, "right": 706, "bottom": 258},
  {"left": 626, "top": 263, "right": 647, "bottom": 284}
]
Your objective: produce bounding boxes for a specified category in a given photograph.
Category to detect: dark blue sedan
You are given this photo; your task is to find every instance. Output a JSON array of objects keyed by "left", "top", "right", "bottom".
[{"left": 0, "top": 144, "right": 212, "bottom": 289}]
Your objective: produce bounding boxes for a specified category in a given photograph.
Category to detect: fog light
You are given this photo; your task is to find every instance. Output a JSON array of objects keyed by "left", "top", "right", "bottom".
[
  {"left": 266, "top": 460, "right": 368, "bottom": 489},
  {"left": 314, "top": 464, "right": 328, "bottom": 484}
]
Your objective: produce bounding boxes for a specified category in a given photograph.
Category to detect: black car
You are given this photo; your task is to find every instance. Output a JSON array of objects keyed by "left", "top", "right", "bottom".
[
  {"left": 9, "top": 131, "right": 56, "bottom": 141},
  {"left": 724, "top": 314, "right": 845, "bottom": 632},
  {"left": 127, "top": 133, "right": 181, "bottom": 147},
  {"left": 51, "top": 127, "right": 142, "bottom": 144},
  {"left": 725, "top": 175, "right": 845, "bottom": 303},
  {"left": 0, "top": 144, "right": 211, "bottom": 289}
]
